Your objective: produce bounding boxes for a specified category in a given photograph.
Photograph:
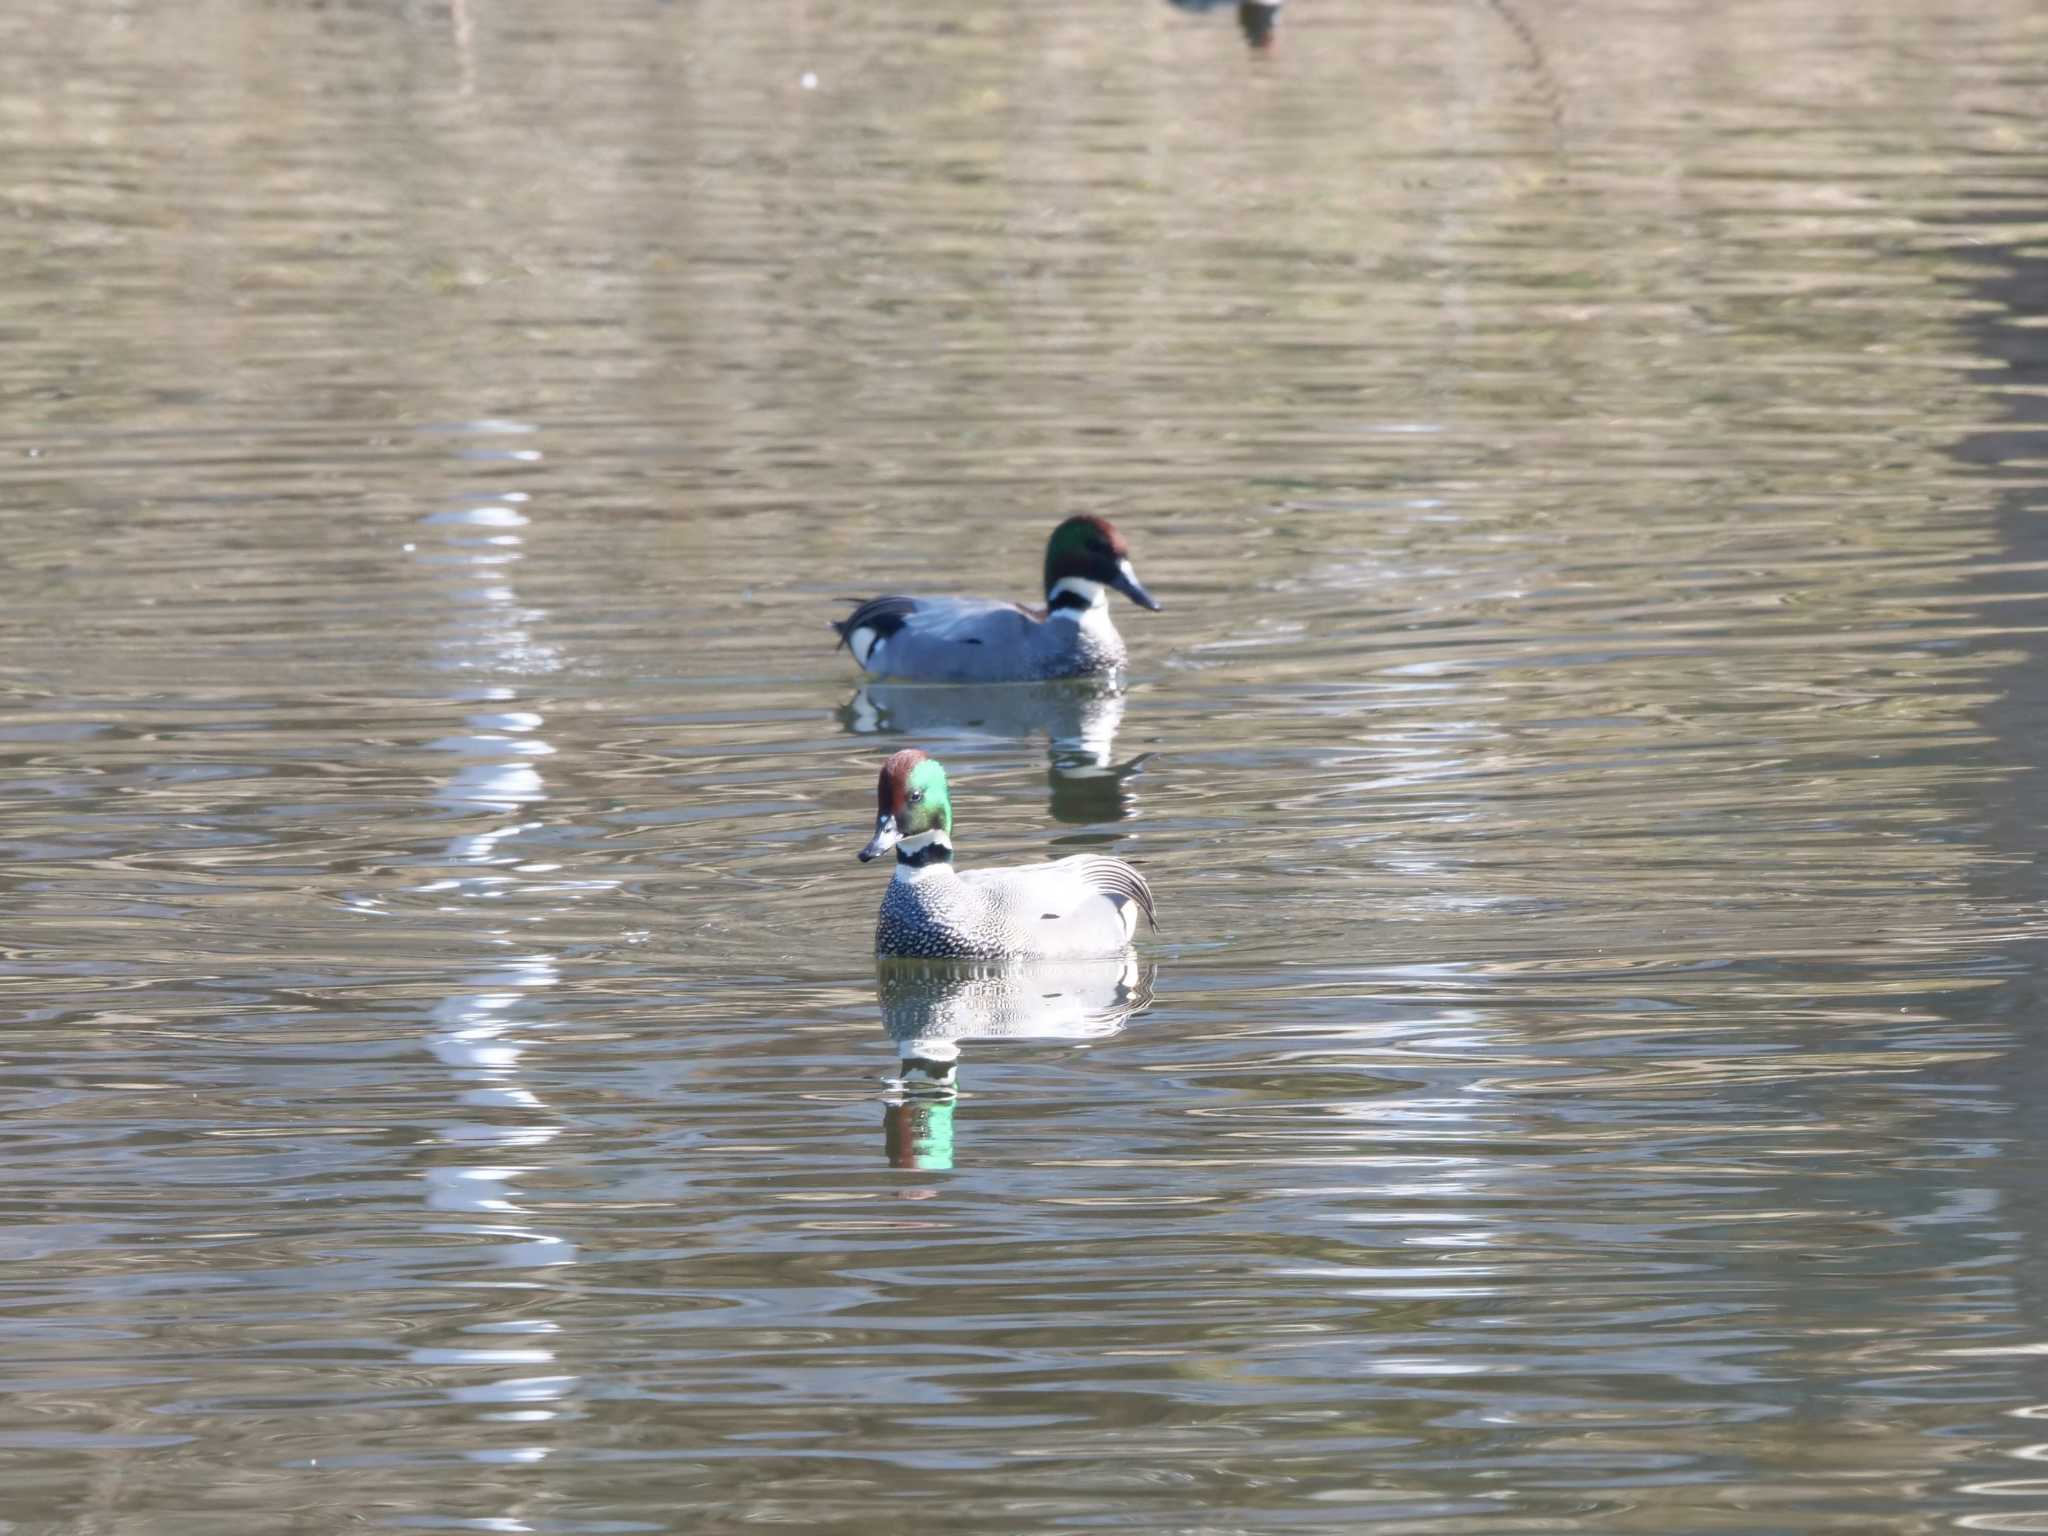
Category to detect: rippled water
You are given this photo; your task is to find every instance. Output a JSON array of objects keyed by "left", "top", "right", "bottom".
[{"left": 8, "top": 0, "right": 2048, "bottom": 1530}]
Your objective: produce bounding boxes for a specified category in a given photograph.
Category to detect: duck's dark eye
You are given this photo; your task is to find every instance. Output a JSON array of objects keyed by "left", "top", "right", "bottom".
[{"left": 908, "top": 789, "right": 924, "bottom": 805}]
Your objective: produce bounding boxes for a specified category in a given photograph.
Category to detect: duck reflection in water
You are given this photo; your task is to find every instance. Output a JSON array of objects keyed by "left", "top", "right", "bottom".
[
  {"left": 878, "top": 954, "right": 1155, "bottom": 1170},
  {"left": 1165, "top": 0, "right": 1283, "bottom": 49},
  {"left": 840, "top": 678, "right": 1150, "bottom": 825}
]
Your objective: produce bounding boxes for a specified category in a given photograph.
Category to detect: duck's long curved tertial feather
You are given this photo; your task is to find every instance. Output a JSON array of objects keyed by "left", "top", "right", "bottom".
[
  {"left": 832, "top": 594, "right": 924, "bottom": 668},
  {"left": 1077, "top": 856, "right": 1157, "bottom": 931},
  {"left": 833, "top": 594, "right": 921, "bottom": 649}
]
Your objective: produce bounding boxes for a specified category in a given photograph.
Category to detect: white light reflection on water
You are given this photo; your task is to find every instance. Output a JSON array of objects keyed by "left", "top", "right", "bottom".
[{"left": 411, "top": 438, "right": 594, "bottom": 1496}]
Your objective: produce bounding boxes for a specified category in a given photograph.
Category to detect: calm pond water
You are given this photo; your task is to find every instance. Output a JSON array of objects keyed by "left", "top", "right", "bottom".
[{"left": 7, "top": 0, "right": 2048, "bottom": 1530}]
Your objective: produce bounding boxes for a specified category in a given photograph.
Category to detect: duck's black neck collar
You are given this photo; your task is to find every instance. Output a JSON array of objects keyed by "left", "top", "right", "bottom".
[
  {"left": 896, "top": 834, "right": 954, "bottom": 868},
  {"left": 1045, "top": 575, "right": 1107, "bottom": 614}
]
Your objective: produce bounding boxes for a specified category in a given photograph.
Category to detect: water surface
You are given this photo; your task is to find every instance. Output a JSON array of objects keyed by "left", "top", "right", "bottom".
[{"left": 6, "top": 0, "right": 2048, "bottom": 1531}]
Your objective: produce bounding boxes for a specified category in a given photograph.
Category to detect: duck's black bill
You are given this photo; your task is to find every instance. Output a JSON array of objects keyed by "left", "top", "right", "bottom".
[
  {"left": 1113, "top": 563, "right": 1162, "bottom": 611},
  {"left": 859, "top": 813, "right": 900, "bottom": 862}
]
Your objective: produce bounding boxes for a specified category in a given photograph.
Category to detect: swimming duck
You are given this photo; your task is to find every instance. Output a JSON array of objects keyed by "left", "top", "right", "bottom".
[
  {"left": 857, "top": 749, "right": 1157, "bottom": 959},
  {"left": 833, "top": 515, "right": 1160, "bottom": 683}
]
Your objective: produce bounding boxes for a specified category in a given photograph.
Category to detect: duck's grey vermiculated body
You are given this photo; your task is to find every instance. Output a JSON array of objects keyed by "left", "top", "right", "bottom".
[
  {"left": 835, "top": 596, "right": 1129, "bottom": 683},
  {"left": 876, "top": 853, "right": 1156, "bottom": 960}
]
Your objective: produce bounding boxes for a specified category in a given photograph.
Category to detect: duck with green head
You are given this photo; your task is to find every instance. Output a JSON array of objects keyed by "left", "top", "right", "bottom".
[
  {"left": 832, "top": 514, "right": 1161, "bottom": 682},
  {"left": 857, "top": 749, "right": 1156, "bottom": 959}
]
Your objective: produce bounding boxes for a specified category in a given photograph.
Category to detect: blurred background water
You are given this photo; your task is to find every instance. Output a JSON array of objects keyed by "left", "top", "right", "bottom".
[{"left": 6, "top": 0, "right": 2048, "bottom": 1530}]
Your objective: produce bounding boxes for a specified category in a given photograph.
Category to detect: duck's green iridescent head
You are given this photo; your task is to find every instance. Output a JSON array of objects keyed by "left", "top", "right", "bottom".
[
  {"left": 1043, "top": 515, "right": 1161, "bottom": 613},
  {"left": 858, "top": 749, "right": 954, "bottom": 863}
]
